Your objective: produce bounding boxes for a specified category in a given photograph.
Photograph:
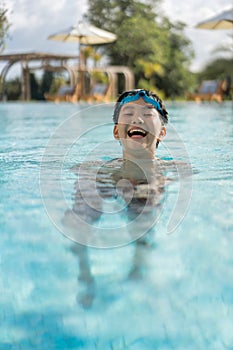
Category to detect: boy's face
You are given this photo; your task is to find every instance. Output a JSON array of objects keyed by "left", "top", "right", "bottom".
[{"left": 113, "top": 98, "right": 166, "bottom": 159}]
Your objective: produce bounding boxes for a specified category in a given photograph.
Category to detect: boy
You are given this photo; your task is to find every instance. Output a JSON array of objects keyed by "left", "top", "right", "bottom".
[
  {"left": 63, "top": 89, "right": 188, "bottom": 307},
  {"left": 65, "top": 89, "right": 169, "bottom": 242}
]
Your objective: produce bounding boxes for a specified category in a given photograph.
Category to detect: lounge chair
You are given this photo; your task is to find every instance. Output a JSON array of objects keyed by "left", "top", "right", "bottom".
[
  {"left": 82, "top": 83, "right": 111, "bottom": 102},
  {"left": 187, "top": 80, "right": 227, "bottom": 103},
  {"left": 44, "top": 84, "right": 81, "bottom": 103}
]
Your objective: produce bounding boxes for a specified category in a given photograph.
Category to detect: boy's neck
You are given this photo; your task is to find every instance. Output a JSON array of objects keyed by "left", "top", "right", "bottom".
[
  {"left": 122, "top": 149, "right": 156, "bottom": 163},
  {"left": 121, "top": 156, "right": 160, "bottom": 184}
]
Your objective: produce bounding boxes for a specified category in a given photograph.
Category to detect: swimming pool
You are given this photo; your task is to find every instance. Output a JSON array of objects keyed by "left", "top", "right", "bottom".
[{"left": 0, "top": 101, "right": 232, "bottom": 349}]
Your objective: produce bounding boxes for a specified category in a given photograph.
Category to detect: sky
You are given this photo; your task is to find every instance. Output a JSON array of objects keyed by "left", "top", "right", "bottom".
[{"left": 2, "top": 0, "right": 232, "bottom": 77}]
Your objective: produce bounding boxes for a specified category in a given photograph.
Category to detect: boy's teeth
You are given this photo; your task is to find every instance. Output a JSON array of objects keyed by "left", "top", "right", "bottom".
[{"left": 128, "top": 129, "right": 147, "bottom": 136}]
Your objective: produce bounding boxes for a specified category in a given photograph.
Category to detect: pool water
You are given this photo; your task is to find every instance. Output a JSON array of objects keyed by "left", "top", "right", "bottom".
[{"left": 0, "top": 101, "right": 233, "bottom": 349}]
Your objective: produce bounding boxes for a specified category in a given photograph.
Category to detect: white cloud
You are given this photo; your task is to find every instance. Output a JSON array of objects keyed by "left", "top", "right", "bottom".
[
  {"left": 8, "top": 0, "right": 88, "bottom": 31},
  {"left": 162, "top": 0, "right": 232, "bottom": 26},
  {"left": 161, "top": 0, "right": 232, "bottom": 71}
]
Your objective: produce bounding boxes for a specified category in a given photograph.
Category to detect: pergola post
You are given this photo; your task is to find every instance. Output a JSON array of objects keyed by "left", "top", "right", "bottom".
[{"left": 21, "top": 62, "right": 31, "bottom": 101}]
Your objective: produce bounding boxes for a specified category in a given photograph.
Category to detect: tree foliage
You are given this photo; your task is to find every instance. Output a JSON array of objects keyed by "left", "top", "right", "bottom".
[
  {"left": 85, "top": 0, "right": 195, "bottom": 98},
  {"left": 39, "top": 71, "right": 54, "bottom": 99},
  {"left": 5, "top": 77, "right": 21, "bottom": 100},
  {"left": 196, "top": 57, "right": 233, "bottom": 99},
  {"left": 0, "top": 1, "right": 10, "bottom": 52},
  {"left": 199, "top": 58, "right": 233, "bottom": 82},
  {"left": 199, "top": 37, "right": 233, "bottom": 84},
  {"left": 190, "top": 36, "right": 233, "bottom": 97}
]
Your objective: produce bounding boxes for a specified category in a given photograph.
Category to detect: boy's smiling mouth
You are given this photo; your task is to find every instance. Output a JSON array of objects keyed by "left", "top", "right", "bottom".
[{"left": 127, "top": 127, "right": 148, "bottom": 139}]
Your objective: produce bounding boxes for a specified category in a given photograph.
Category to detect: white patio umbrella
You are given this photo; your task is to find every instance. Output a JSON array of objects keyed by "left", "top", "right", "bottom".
[
  {"left": 195, "top": 7, "right": 233, "bottom": 30},
  {"left": 48, "top": 21, "right": 117, "bottom": 44},
  {"left": 48, "top": 21, "right": 117, "bottom": 67},
  {"left": 48, "top": 21, "right": 117, "bottom": 98}
]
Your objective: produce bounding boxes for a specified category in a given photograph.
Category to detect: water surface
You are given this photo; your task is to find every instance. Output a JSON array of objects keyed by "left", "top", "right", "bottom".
[{"left": 0, "top": 101, "right": 232, "bottom": 349}]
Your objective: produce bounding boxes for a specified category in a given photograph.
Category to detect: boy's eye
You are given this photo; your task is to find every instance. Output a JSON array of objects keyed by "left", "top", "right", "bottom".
[
  {"left": 121, "top": 105, "right": 155, "bottom": 118},
  {"left": 123, "top": 112, "right": 133, "bottom": 117},
  {"left": 142, "top": 106, "right": 154, "bottom": 115}
]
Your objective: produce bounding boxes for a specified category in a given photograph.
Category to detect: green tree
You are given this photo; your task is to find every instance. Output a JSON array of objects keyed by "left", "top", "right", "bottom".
[
  {"left": 86, "top": 0, "right": 164, "bottom": 67},
  {"left": 30, "top": 73, "right": 40, "bottom": 100},
  {"left": 197, "top": 57, "right": 232, "bottom": 98},
  {"left": 157, "top": 19, "right": 195, "bottom": 98},
  {"left": 5, "top": 77, "right": 21, "bottom": 100},
  {"left": 0, "top": 1, "right": 10, "bottom": 52},
  {"left": 186, "top": 35, "right": 233, "bottom": 97},
  {"left": 199, "top": 58, "right": 233, "bottom": 82},
  {"left": 39, "top": 71, "right": 54, "bottom": 100},
  {"left": 199, "top": 36, "right": 233, "bottom": 82},
  {"left": 85, "top": 0, "right": 195, "bottom": 98}
]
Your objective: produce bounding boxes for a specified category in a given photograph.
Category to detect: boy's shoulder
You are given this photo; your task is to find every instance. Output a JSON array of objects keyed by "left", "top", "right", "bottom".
[
  {"left": 157, "top": 158, "right": 195, "bottom": 178},
  {"left": 70, "top": 158, "right": 122, "bottom": 173}
]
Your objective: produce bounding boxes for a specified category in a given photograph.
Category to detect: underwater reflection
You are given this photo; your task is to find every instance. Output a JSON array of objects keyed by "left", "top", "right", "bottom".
[{"left": 63, "top": 158, "right": 189, "bottom": 308}]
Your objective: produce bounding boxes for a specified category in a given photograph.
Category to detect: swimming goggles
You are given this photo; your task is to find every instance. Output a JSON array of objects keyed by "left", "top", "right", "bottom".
[{"left": 119, "top": 90, "right": 165, "bottom": 117}]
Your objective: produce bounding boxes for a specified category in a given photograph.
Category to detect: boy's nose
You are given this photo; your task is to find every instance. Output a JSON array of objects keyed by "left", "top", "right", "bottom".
[{"left": 131, "top": 112, "right": 144, "bottom": 124}]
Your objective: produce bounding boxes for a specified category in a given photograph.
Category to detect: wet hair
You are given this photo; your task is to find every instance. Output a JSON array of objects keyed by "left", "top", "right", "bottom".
[{"left": 113, "top": 89, "right": 168, "bottom": 125}]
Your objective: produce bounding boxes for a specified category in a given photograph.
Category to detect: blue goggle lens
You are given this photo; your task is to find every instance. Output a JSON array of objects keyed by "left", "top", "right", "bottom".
[{"left": 119, "top": 90, "right": 164, "bottom": 117}]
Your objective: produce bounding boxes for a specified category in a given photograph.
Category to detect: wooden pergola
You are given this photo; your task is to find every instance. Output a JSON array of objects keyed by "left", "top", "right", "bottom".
[
  {"left": 0, "top": 52, "right": 77, "bottom": 101},
  {"left": 0, "top": 51, "right": 135, "bottom": 101}
]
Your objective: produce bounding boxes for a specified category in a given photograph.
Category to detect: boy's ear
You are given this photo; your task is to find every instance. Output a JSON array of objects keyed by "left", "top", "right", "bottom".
[
  {"left": 113, "top": 125, "right": 119, "bottom": 140},
  {"left": 158, "top": 126, "right": 166, "bottom": 141}
]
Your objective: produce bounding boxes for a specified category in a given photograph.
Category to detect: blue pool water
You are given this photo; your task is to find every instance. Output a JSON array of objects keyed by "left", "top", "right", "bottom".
[{"left": 0, "top": 101, "right": 233, "bottom": 349}]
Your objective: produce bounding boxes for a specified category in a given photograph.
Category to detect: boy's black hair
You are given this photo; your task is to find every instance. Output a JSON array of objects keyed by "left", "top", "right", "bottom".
[{"left": 113, "top": 89, "right": 168, "bottom": 125}]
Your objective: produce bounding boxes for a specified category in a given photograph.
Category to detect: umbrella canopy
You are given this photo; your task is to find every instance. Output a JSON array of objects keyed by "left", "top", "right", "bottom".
[
  {"left": 47, "top": 21, "right": 117, "bottom": 98},
  {"left": 48, "top": 21, "right": 117, "bottom": 45},
  {"left": 195, "top": 7, "right": 233, "bottom": 30}
]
